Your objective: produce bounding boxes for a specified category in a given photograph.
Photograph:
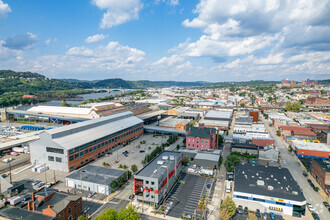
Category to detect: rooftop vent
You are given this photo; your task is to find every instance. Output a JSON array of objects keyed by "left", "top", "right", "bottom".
[
  {"left": 244, "top": 175, "right": 248, "bottom": 179},
  {"left": 251, "top": 176, "right": 255, "bottom": 178},
  {"left": 170, "top": 155, "right": 175, "bottom": 160},
  {"left": 162, "top": 156, "right": 169, "bottom": 160},
  {"left": 153, "top": 169, "right": 158, "bottom": 174},
  {"left": 278, "top": 182, "right": 281, "bottom": 184},
  {"left": 274, "top": 178, "right": 277, "bottom": 181},
  {"left": 292, "top": 191, "right": 298, "bottom": 195},
  {"left": 271, "top": 175, "right": 273, "bottom": 178},
  {"left": 157, "top": 160, "right": 164, "bottom": 165},
  {"left": 242, "top": 171, "right": 245, "bottom": 174},
  {"left": 256, "top": 173, "right": 259, "bottom": 176},
  {"left": 257, "top": 180, "right": 265, "bottom": 186},
  {"left": 268, "top": 186, "right": 274, "bottom": 191}
]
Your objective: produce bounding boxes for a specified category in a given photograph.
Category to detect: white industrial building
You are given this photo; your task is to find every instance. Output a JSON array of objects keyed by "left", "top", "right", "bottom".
[{"left": 234, "top": 163, "right": 306, "bottom": 217}]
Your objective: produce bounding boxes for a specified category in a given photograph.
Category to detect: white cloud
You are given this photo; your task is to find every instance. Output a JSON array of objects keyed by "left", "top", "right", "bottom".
[
  {"left": 45, "top": 38, "right": 58, "bottom": 45},
  {"left": 0, "top": 0, "right": 11, "bottom": 18},
  {"left": 85, "top": 34, "right": 108, "bottom": 43},
  {"left": 92, "top": 0, "right": 143, "bottom": 28},
  {"left": 169, "top": 0, "right": 179, "bottom": 6}
]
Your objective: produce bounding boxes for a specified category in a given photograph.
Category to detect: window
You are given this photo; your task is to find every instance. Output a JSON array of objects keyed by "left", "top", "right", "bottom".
[
  {"left": 69, "top": 166, "right": 74, "bottom": 171},
  {"left": 80, "top": 151, "right": 84, "bottom": 157},
  {"left": 276, "top": 201, "right": 286, "bottom": 206},
  {"left": 94, "top": 146, "right": 97, "bottom": 150},
  {"left": 146, "top": 180, "right": 149, "bottom": 184},
  {"left": 85, "top": 149, "right": 88, "bottom": 155},
  {"left": 151, "top": 181, "right": 155, "bottom": 185},
  {"left": 75, "top": 153, "right": 79, "bottom": 159},
  {"left": 68, "top": 207, "right": 72, "bottom": 214},
  {"left": 56, "top": 157, "right": 62, "bottom": 163},
  {"left": 46, "top": 147, "right": 64, "bottom": 154},
  {"left": 193, "top": 139, "right": 195, "bottom": 142},
  {"left": 48, "top": 156, "right": 54, "bottom": 161},
  {"left": 252, "top": 198, "right": 265, "bottom": 202},
  {"left": 197, "top": 140, "right": 199, "bottom": 143},
  {"left": 151, "top": 195, "right": 154, "bottom": 198},
  {"left": 85, "top": 159, "right": 88, "bottom": 163},
  {"left": 89, "top": 148, "right": 93, "bottom": 153},
  {"left": 69, "top": 155, "right": 74, "bottom": 161},
  {"left": 206, "top": 141, "right": 208, "bottom": 143}
]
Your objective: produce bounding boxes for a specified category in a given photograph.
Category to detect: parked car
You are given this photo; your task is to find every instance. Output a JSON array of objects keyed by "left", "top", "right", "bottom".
[
  {"left": 104, "top": 154, "right": 110, "bottom": 157},
  {"left": 303, "top": 172, "right": 308, "bottom": 177},
  {"left": 1, "top": 174, "right": 7, "bottom": 178},
  {"left": 312, "top": 212, "right": 320, "bottom": 220},
  {"left": 88, "top": 192, "right": 96, "bottom": 198},
  {"left": 313, "top": 186, "right": 319, "bottom": 192},
  {"left": 307, "top": 179, "right": 312, "bottom": 185},
  {"left": 37, "top": 182, "right": 45, "bottom": 188},
  {"left": 256, "top": 209, "right": 261, "bottom": 217},
  {"left": 32, "top": 180, "right": 41, "bottom": 186},
  {"left": 139, "top": 150, "right": 145, "bottom": 153},
  {"left": 282, "top": 160, "right": 286, "bottom": 163},
  {"left": 244, "top": 207, "right": 248, "bottom": 214},
  {"left": 270, "top": 212, "right": 275, "bottom": 219},
  {"left": 237, "top": 205, "right": 243, "bottom": 214},
  {"left": 323, "top": 202, "right": 330, "bottom": 209},
  {"left": 307, "top": 203, "right": 315, "bottom": 212}
]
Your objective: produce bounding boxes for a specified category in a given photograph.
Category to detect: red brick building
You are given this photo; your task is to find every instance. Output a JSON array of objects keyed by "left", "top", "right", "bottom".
[
  {"left": 28, "top": 188, "right": 82, "bottom": 220},
  {"left": 252, "top": 138, "right": 275, "bottom": 149},
  {"left": 249, "top": 111, "right": 259, "bottom": 123},
  {"left": 186, "top": 124, "right": 218, "bottom": 150},
  {"left": 279, "top": 126, "right": 316, "bottom": 138},
  {"left": 305, "top": 97, "right": 330, "bottom": 107},
  {"left": 310, "top": 159, "right": 330, "bottom": 197}
]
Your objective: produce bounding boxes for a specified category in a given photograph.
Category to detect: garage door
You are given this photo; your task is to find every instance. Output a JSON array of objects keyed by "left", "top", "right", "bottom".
[
  {"left": 98, "top": 185, "right": 105, "bottom": 194},
  {"left": 67, "top": 180, "right": 75, "bottom": 188}
]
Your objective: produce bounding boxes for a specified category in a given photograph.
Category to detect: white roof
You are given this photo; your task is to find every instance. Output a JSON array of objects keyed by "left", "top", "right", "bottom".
[
  {"left": 28, "top": 105, "right": 91, "bottom": 115},
  {"left": 292, "top": 140, "right": 330, "bottom": 152},
  {"left": 46, "top": 111, "right": 143, "bottom": 150},
  {"left": 205, "top": 110, "right": 232, "bottom": 119}
]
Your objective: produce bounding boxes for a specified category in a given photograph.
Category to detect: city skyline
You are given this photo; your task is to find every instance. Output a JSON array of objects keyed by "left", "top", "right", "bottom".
[{"left": 0, "top": 0, "right": 330, "bottom": 81}]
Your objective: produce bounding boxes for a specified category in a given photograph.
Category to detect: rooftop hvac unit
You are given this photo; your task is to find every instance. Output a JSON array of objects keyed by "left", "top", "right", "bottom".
[
  {"left": 169, "top": 156, "right": 175, "bottom": 160},
  {"left": 162, "top": 156, "right": 169, "bottom": 160},
  {"left": 268, "top": 185, "right": 274, "bottom": 191},
  {"left": 153, "top": 169, "right": 158, "bottom": 174},
  {"left": 157, "top": 160, "right": 164, "bottom": 165},
  {"left": 292, "top": 191, "right": 298, "bottom": 195},
  {"left": 257, "top": 180, "right": 265, "bottom": 186}
]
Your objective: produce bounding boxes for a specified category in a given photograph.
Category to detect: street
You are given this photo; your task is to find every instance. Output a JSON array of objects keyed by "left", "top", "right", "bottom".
[{"left": 262, "top": 117, "right": 330, "bottom": 220}]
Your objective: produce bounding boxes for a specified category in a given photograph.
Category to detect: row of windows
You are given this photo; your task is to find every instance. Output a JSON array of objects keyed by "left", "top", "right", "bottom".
[
  {"left": 68, "top": 124, "right": 143, "bottom": 154},
  {"left": 188, "top": 138, "right": 208, "bottom": 144},
  {"left": 235, "top": 195, "right": 291, "bottom": 207},
  {"left": 145, "top": 180, "right": 155, "bottom": 185},
  {"left": 48, "top": 156, "right": 62, "bottom": 163},
  {"left": 187, "top": 144, "right": 209, "bottom": 148}
]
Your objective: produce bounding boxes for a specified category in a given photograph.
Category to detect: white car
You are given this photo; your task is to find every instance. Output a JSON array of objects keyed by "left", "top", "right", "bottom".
[
  {"left": 282, "top": 160, "right": 286, "bottom": 164},
  {"left": 307, "top": 203, "right": 314, "bottom": 212}
]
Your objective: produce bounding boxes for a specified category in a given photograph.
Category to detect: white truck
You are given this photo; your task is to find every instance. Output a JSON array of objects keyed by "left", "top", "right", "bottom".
[
  {"left": 226, "top": 181, "right": 231, "bottom": 193},
  {"left": 9, "top": 196, "right": 23, "bottom": 206}
]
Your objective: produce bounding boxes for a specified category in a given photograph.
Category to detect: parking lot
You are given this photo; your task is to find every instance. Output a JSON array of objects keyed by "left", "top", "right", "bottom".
[
  {"left": 232, "top": 212, "right": 284, "bottom": 220},
  {"left": 165, "top": 172, "right": 215, "bottom": 218},
  {"left": 7, "top": 134, "right": 173, "bottom": 201}
]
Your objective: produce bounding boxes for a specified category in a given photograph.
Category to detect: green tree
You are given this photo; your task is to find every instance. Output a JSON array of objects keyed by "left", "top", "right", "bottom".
[
  {"left": 220, "top": 197, "right": 236, "bottom": 219},
  {"left": 284, "top": 101, "right": 301, "bottom": 112},
  {"left": 60, "top": 101, "right": 71, "bottom": 107},
  {"left": 131, "top": 164, "right": 138, "bottom": 173},
  {"left": 118, "top": 176, "right": 125, "bottom": 184},
  {"left": 218, "top": 135, "right": 224, "bottom": 145},
  {"left": 77, "top": 216, "right": 87, "bottom": 220},
  {"left": 117, "top": 205, "right": 140, "bottom": 220},
  {"left": 181, "top": 157, "right": 190, "bottom": 166},
  {"left": 276, "top": 130, "right": 281, "bottom": 136},
  {"left": 247, "top": 213, "right": 257, "bottom": 220},
  {"left": 110, "top": 180, "right": 118, "bottom": 189},
  {"left": 224, "top": 154, "right": 240, "bottom": 172},
  {"left": 240, "top": 103, "right": 245, "bottom": 107}
]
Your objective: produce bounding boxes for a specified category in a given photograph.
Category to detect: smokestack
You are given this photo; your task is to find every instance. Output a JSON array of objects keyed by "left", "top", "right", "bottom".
[
  {"left": 32, "top": 202, "right": 36, "bottom": 212},
  {"left": 27, "top": 202, "right": 31, "bottom": 211},
  {"left": 32, "top": 192, "right": 35, "bottom": 202}
]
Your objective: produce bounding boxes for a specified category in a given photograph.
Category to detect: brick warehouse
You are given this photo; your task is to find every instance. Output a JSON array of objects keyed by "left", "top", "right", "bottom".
[
  {"left": 310, "top": 159, "right": 330, "bottom": 197},
  {"left": 186, "top": 124, "right": 219, "bottom": 150},
  {"left": 30, "top": 111, "right": 143, "bottom": 172}
]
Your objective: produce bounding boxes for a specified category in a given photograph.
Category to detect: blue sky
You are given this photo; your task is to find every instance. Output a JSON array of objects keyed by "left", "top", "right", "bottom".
[{"left": 0, "top": 0, "right": 329, "bottom": 81}]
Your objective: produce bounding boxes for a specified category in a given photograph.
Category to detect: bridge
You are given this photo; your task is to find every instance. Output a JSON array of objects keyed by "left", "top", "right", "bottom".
[{"left": 91, "top": 88, "right": 135, "bottom": 93}]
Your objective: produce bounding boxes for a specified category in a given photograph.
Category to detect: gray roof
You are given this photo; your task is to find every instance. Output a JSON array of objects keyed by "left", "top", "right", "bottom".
[
  {"left": 0, "top": 206, "right": 52, "bottom": 220},
  {"left": 204, "top": 110, "right": 232, "bottom": 121},
  {"left": 186, "top": 126, "right": 216, "bottom": 139},
  {"left": 45, "top": 111, "right": 143, "bottom": 149},
  {"left": 66, "top": 165, "right": 125, "bottom": 185},
  {"left": 37, "top": 191, "right": 81, "bottom": 214},
  {"left": 194, "top": 153, "right": 220, "bottom": 162},
  {"left": 313, "top": 159, "right": 330, "bottom": 173},
  {"left": 234, "top": 163, "right": 305, "bottom": 202},
  {"left": 137, "top": 110, "right": 165, "bottom": 120},
  {"left": 176, "top": 112, "right": 199, "bottom": 117},
  {"left": 135, "top": 151, "right": 181, "bottom": 179}
]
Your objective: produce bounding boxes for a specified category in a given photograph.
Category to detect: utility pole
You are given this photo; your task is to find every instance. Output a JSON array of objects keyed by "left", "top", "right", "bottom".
[
  {"left": 163, "top": 191, "right": 166, "bottom": 217},
  {"left": 44, "top": 164, "right": 47, "bottom": 183},
  {"left": 8, "top": 161, "right": 12, "bottom": 184},
  {"left": 53, "top": 170, "right": 56, "bottom": 183}
]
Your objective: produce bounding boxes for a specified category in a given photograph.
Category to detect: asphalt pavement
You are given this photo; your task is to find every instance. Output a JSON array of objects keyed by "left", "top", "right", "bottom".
[{"left": 262, "top": 117, "right": 330, "bottom": 220}]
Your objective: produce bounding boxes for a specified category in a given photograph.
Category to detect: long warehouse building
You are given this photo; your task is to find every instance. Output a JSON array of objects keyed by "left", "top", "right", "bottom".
[{"left": 30, "top": 111, "right": 143, "bottom": 172}]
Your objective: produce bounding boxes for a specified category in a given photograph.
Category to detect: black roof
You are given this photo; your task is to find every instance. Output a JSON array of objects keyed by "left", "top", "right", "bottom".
[
  {"left": 313, "top": 158, "right": 330, "bottom": 173},
  {"left": 234, "top": 163, "right": 305, "bottom": 202},
  {"left": 0, "top": 206, "right": 52, "bottom": 220},
  {"left": 186, "top": 126, "right": 216, "bottom": 139}
]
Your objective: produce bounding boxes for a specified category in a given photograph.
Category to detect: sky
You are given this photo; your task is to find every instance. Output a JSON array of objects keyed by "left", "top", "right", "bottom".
[{"left": 0, "top": 0, "right": 329, "bottom": 82}]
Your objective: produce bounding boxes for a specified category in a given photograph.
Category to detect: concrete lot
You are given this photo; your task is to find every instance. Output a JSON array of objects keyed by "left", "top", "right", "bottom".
[{"left": 0, "top": 153, "right": 30, "bottom": 172}]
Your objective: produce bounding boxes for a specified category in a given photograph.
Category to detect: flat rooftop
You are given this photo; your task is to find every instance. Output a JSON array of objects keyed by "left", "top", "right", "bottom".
[
  {"left": 313, "top": 159, "right": 330, "bottom": 173},
  {"left": 292, "top": 140, "right": 330, "bottom": 152},
  {"left": 44, "top": 111, "right": 143, "bottom": 150},
  {"left": 204, "top": 110, "right": 232, "bottom": 120},
  {"left": 27, "top": 105, "right": 91, "bottom": 115},
  {"left": 135, "top": 151, "right": 181, "bottom": 179},
  {"left": 66, "top": 165, "right": 125, "bottom": 185},
  {"left": 234, "top": 163, "right": 305, "bottom": 202},
  {"left": 194, "top": 152, "right": 220, "bottom": 162}
]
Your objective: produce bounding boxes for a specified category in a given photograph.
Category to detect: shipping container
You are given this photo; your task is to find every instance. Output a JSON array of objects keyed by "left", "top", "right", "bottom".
[{"left": 9, "top": 196, "right": 23, "bottom": 206}]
